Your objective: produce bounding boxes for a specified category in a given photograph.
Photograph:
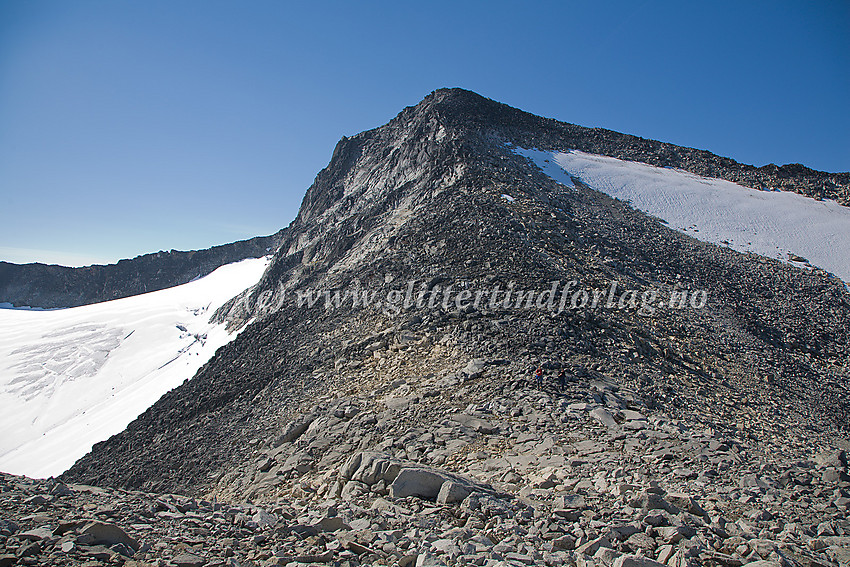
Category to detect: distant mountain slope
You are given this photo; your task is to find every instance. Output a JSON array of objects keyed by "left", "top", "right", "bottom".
[{"left": 0, "top": 231, "right": 284, "bottom": 309}]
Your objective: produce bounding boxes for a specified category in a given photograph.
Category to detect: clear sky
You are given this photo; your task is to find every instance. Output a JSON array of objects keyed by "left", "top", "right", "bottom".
[{"left": 1, "top": 1, "right": 848, "bottom": 266}]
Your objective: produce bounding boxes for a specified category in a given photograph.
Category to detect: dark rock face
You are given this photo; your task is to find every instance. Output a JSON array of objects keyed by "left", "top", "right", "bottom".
[
  {"left": 61, "top": 87, "right": 850, "bottom": 510},
  {"left": 0, "top": 231, "right": 284, "bottom": 309}
]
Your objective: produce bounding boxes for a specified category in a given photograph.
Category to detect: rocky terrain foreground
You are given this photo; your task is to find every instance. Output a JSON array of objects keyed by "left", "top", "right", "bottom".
[{"left": 3, "top": 360, "right": 849, "bottom": 567}]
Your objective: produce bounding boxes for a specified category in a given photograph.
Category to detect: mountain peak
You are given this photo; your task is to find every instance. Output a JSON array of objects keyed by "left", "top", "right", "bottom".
[
  {"left": 60, "top": 91, "right": 850, "bottom": 502},
  {"left": 205, "top": 88, "right": 850, "bottom": 332}
]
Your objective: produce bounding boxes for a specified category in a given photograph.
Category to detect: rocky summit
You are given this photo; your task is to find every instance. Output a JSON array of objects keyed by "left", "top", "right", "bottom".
[{"left": 2, "top": 88, "right": 849, "bottom": 567}]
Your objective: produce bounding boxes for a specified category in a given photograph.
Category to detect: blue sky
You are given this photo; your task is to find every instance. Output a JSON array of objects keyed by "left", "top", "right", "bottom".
[{"left": 1, "top": 1, "right": 848, "bottom": 266}]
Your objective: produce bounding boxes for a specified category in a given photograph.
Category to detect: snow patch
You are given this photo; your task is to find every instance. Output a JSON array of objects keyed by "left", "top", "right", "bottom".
[
  {"left": 516, "top": 147, "right": 850, "bottom": 283},
  {"left": 514, "top": 147, "right": 575, "bottom": 188}
]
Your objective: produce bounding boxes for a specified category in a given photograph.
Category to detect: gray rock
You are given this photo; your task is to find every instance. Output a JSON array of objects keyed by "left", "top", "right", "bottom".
[
  {"left": 340, "top": 451, "right": 403, "bottom": 485},
  {"left": 666, "top": 492, "right": 707, "bottom": 516},
  {"left": 252, "top": 508, "right": 278, "bottom": 528},
  {"left": 655, "top": 545, "right": 675, "bottom": 565},
  {"left": 431, "top": 538, "right": 461, "bottom": 555},
  {"left": 590, "top": 407, "right": 619, "bottom": 428},
  {"left": 822, "top": 468, "right": 850, "bottom": 483},
  {"left": 18, "top": 527, "right": 53, "bottom": 541},
  {"left": 553, "top": 534, "right": 576, "bottom": 550},
  {"left": 437, "top": 480, "right": 474, "bottom": 504},
  {"left": 461, "top": 492, "right": 513, "bottom": 517},
  {"left": 340, "top": 480, "right": 368, "bottom": 500},
  {"left": 576, "top": 535, "right": 611, "bottom": 556},
  {"left": 384, "top": 396, "right": 415, "bottom": 410},
  {"left": 416, "top": 552, "right": 449, "bottom": 566},
  {"left": 390, "top": 468, "right": 449, "bottom": 499},
  {"left": 172, "top": 552, "right": 206, "bottom": 567},
  {"left": 312, "top": 515, "right": 351, "bottom": 532},
  {"left": 0, "top": 520, "right": 18, "bottom": 536},
  {"left": 257, "top": 456, "right": 275, "bottom": 472},
  {"left": 23, "top": 495, "right": 48, "bottom": 505},
  {"left": 657, "top": 525, "right": 695, "bottom": 543},
  {"left": 594, "top": 546, "right": 624, "bottom": 566},
  {"left": 281, "top": 451, "right": 314, "bottom": 475},
  {"left": 626, "top": 532, "right": 656, "bottom": 552},
  {"left": 630, "top": 491, "right": 680, "bottom": 514},
  {"left": 620, "top": 410, "right": 646, "bottom": 421},
  {"left": 273, "top": 417, "right": 313, "bottom": 446},
  {"left": 79, "top": 521, "right": 139, "bottom": 551},
  {"left": 613, "top": 555, "right": 667, "bottom": 567},
  {"left": 78, "top": 545, "right": 115, "bottom": 561},
  {"left": 451, "top": 413, "right": 498, "bottom": 434},
  {"left": 815, "top": 450, "right": 847, "bottom": 469},
  {"left": 461, "top": 359, "right": 487, "bottom": 379},
  {"left": 48, "top": 481, "right": 72, "bottom": 496},
  {"left": 554, "top": 493, "right": 586, "bottom": 510},
  {"left": 609, "top": 524, "right": 641, "bottom": 541}
]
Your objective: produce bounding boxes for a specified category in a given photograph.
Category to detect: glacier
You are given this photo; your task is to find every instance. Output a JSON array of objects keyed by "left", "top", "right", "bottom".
[{"left": 0, "top": 256, "right": 269, "bottom": 478}]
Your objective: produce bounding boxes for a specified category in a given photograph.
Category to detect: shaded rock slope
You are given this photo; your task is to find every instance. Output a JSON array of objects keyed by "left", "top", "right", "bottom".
[
  {"left": 0, "top": 232, "right": 284, "bottom": 309},
  {"left": 10, "top": 88, "right": 842, "bottom": 566}
]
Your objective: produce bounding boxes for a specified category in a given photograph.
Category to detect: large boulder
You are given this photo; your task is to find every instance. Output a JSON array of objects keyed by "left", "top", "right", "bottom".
[
  {"left": 451, "top": 413, "right": 498, "bottom": 434},
  {"left": 340, "top": 452, "right": 403, "bottom": 486},
  {"left": 390, "top": 468, "right": 448, "bottom": 499},
  {"left": 79, "top": 521, "right": 139, "bottom": 551},
  {"left": 341, "top": 451, "right": 497, "bottom": 503}
]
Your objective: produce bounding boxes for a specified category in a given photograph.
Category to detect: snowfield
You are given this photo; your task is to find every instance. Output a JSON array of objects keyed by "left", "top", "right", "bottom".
[
  {"left": 0, "top": 256, "right": 270, "bottom": 478},
  {"left": 515, "top": 147, "right": 850, "bottom": 284}
]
